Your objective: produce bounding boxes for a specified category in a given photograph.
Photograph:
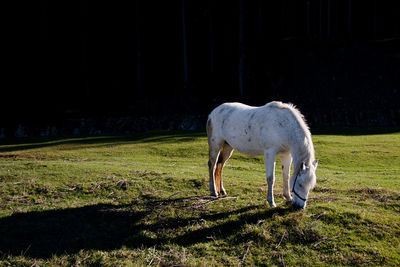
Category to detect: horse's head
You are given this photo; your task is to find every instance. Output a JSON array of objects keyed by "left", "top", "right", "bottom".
[{"left": 291, "top": 159, "right": 318, "bottom": 209}]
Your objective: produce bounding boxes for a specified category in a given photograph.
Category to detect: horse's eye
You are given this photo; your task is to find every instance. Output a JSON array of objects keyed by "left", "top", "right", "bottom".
[{"left": 299, "top": 183, "right": 303, "bottom": 188}]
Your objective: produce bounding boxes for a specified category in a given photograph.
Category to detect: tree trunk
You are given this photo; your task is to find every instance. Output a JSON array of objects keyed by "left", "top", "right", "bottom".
[
  {"left": 327, "top": 0, "right": 331, "bottom": 40},
  {"left": 209, "top": 0, "right": 215, "bottom": 74},
  {"left": 80, "top": 0, "right": 89, "bottom": 96},
  {"left": 181, "top": 0, "right": 189, "bottom": 88},
  {"left": 372, "top": 0, "right": 377, "bottom": 36},
  {"left": 238, "top": 0, "right": 245, "bottom": 97},
  {"left": 257, "top": 0, "right": 263, "bottom": 39},
  {"left": 319, "top": 0, "right": 323, "bottom": 40},
  {"left": 306, "top": 0, "right": 311, "bottom": 39},
  {"left": 136, "top": 0, "right": 142, "bottom": 94},
  {"left": 348, "top": 0, "right": 352, "bottom": 40},
  {"left": 40, "top": 0, "right": 48, "bottom": 41}
]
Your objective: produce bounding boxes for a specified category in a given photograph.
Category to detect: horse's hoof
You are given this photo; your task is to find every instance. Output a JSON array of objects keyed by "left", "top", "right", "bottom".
[
  {"left": 220, "top": 189, "right": 227, "bottom": 196},
  {"left": 285, "top": 200, "right": 293, "bottom": 206},
  {"left": 268, "top": 202, "right": 277, "bottom": 208},
  {"left": 210, "top": 192, "right": 218, "bottom": 197}
]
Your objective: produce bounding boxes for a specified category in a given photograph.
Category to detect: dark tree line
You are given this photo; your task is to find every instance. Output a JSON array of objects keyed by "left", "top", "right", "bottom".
[{"left": 5, "top": 0, "right": 400, "bottom": 130}]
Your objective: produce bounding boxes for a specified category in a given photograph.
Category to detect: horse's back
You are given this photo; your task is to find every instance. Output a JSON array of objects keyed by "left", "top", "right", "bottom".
[
  {"left": 208, "top": 102, "right": 297, "bottom": 155},
  {"left": 209, "top": 101, "right": 295, "bottom": 132}
]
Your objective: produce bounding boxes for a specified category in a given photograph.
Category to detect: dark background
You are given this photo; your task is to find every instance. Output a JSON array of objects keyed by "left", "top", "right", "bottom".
[{"left": 3, "top": 0, "right": 400, "bottom": 136}]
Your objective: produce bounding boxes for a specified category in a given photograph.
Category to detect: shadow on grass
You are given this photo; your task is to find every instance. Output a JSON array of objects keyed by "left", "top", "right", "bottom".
[
  {"left": 0, "top": 203, "right": 149, "bottom": 258},
  {"left": 0, "top": 131, "right": 205, "bottom": 153},
  {"left": 0, "top": 197, "right": 293, "bottom": 259}
]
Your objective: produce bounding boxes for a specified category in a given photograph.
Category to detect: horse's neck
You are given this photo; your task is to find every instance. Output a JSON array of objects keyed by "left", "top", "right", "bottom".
[{"left": 290, "top": 133, "right": 314, "bottom": 174}]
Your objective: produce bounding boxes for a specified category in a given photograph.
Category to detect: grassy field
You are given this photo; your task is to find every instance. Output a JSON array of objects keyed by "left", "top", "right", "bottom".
[{"left": 0, "top": 129, "right": 399, "bottom": 266}]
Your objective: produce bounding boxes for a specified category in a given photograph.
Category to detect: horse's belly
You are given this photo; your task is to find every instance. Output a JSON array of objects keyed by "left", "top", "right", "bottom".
[
  {"left": 234, "top": 147, "right": 265, "bottom": 156},
  {"left": 226, "top": 137, "right": 265, "bottom": 156}
]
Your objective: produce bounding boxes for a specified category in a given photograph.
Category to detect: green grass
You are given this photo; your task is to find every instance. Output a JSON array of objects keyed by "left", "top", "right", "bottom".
[{"left": 0, "top": 130, "right": 399, "bottom": 266}]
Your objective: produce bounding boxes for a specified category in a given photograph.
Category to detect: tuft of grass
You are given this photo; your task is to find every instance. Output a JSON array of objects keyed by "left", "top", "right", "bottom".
[{"left": 0, "top": 129, "right": 399, "bottom": 266}]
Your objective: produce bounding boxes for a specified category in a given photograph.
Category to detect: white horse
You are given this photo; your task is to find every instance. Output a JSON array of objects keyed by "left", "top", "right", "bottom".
[{"left": 206, "top": 101, "right": 318, "bottom": 209}]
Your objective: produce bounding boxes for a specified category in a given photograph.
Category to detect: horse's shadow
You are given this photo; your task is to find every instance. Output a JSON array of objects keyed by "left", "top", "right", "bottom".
[{"left": 0, "top": 197, "right": 292, "bottom": 259}]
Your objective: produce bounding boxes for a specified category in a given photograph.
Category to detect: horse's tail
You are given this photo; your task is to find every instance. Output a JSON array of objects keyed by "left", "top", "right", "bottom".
[{"left": 206, "top": 117, "right": 212, "bottom": 138}]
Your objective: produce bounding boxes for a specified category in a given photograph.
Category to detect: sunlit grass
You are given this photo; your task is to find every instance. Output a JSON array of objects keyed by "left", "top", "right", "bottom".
[{"left": 0, "top": 130, "right": 399, "bottom": 265}]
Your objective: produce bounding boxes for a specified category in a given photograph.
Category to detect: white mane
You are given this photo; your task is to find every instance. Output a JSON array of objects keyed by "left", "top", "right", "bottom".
[{"left": 267, "top": 102, "right": 316, "bottom": 186}]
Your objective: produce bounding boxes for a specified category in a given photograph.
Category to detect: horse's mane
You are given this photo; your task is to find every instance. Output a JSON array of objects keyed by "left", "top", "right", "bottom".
[
  {"left": 267, "top": 101, "right": 315, "bottom": 180},
  {"left": 267, "top": 101, "right": 310, "bottom": 135}
]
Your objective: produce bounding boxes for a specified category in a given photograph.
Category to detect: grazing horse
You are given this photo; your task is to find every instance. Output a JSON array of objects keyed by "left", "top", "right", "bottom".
[{"left": 206, "top": 101, "right": 318, "bottom": 209}]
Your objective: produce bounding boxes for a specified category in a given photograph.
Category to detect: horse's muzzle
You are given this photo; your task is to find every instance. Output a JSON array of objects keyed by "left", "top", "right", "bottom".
[{"left": 292, "top": 200, "right": 306, "bottom": 210}]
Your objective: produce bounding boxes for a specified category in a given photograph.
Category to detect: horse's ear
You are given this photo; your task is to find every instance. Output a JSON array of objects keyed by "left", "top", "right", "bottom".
[
  {"left": 313, "top": 159, "right": 319, "bottom": 170},
  {"left": 301, "top": 162, "right": 306, "bottom": 172}
]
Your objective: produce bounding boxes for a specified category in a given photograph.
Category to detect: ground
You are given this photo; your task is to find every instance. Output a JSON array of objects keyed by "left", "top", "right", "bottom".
[{"left": 0, "top": 129, "right": 399, "bottom": 266}]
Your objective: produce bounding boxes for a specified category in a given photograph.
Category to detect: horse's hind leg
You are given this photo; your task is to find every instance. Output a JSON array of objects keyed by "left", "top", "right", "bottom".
[
  {"left": 208, "top": 146, "right": 221, "bottom": 197},
  {"left": 207, "top": 118, "right": 233, "bottom": 197},
  {"left": 207, "top": 118, "right": 222, "bottom": 197},
  {"left": 215, "top": 142, "right": 233, "bottom": 196}
]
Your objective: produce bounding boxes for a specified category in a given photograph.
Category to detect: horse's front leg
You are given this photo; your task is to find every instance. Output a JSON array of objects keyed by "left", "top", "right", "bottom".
[
  {"left": 264, "top": 149, "right": 277, "bottom": 207},
  {"left": 281, "top": 154, "right": 293, "bottom": 203}
]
